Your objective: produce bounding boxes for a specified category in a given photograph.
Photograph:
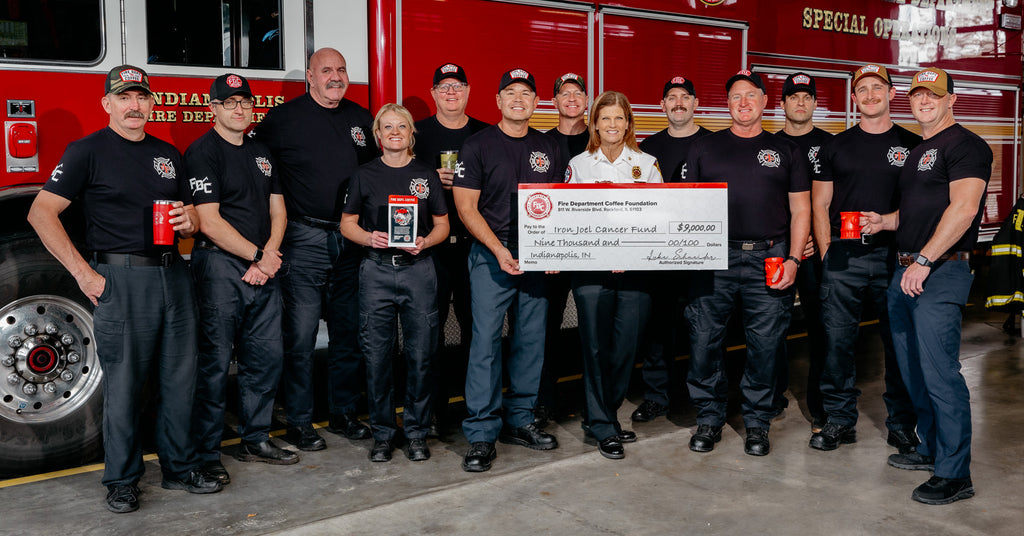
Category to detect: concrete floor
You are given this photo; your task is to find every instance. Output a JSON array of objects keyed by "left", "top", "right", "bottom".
[{"left": 2, "top": 295, "right": 1022, "bottom": 535}]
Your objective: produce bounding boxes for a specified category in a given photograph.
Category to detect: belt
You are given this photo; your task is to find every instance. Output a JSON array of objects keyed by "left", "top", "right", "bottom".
[
  {"left": 831, "top": 234, "right": 890, "bottom": 247},
  {"left": 365, "top": 249, "right": 428, "bottom": 266},
  {"left": 289, "top": 215, "right": 339, "bottom": 232},
  {"left": 95, "top": 251, "right": 178, "bottom": 267},
  {"left": 897, "top": 251, "right": 970, "bottom": 267},
  {"left": 195, "top": 240, "right": 250, "bottom": 263},
  {"left": 728, "top": 237, "right": 784, "bottom": 251},
  {"left": 195, "top": 239, "right": 221, "bottom": 251}
]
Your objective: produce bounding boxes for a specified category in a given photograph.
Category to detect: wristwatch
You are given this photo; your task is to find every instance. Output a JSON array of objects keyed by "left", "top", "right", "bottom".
[
  {"left": 786, "top": 255, "right": 801, "bottom": 267},
  {"left": 253, "top": 248, "right": 264, "bottom": 263},
  {"left": 915, "top": 254, "right": 933, "bottom": 268}
]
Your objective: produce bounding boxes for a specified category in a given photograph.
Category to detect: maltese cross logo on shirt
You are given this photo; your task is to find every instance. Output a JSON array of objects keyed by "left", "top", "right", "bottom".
[
  {"left": 529, "top": 151, "right": 550, "bottom": 173},
  {"left": 351, "top": 127, "right": 367, "bottom": 147}
]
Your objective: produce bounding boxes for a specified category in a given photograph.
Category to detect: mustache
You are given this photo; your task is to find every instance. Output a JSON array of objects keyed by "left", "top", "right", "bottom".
[
  {"left": 124, "top": 110, "right": 146, "bottom": 119},
  {"left": 326, "top": 81, "right": 346, "bottom": 89},
  {"left": 671, "top": 106, "right": 687, "bottom": 113}
]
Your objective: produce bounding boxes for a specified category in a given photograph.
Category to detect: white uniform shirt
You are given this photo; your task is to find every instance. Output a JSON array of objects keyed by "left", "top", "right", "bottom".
[{"left": 566, "top": 146, "right": 663, "bottom": 184}]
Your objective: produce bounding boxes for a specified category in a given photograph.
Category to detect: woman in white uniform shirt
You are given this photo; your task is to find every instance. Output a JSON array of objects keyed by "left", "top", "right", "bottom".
[{"left": 566, "top": 91, "right": 662, "bottom": 459}]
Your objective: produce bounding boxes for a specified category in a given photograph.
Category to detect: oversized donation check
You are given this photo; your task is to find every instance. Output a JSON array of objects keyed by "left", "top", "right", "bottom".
[{"left": 517, "top": 183, "right": 728, "bottom": 271}]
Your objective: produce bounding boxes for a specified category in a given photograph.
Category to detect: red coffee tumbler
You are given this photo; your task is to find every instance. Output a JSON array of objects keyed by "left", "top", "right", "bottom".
[{"left": 153, "top": 200, "right": 175, "bottom": 245}]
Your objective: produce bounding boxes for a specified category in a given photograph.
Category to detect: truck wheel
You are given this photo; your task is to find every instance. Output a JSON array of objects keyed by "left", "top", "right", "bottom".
[{"left": 0, "top": 234, "right": 103, "bottom": 478}]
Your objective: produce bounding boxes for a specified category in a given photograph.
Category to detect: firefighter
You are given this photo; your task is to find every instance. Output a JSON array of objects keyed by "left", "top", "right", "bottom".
[
  {"left": 535, "top": 72, "right": 590, "bottom": 427},
  {"left": 546, "top": 72, "right": 590, "bottom": 159},
  {"left": 632, "top": 76, "right": 713, "bottom": 424},
  {"left": 773, "top": 72, "right": 832, "bottom": 430},
  {"left": 413, "top": 63, "right": 489, "bottom": 434},
  {"left": 683, "top": 70, "right": 811, "bottom": 457},
  {"left": 187, "top": 73, "right": 297, "bottom": 485},
  {"left": 254, "top": 48, "right": 378, "bottom": 451},
  {"left": 27, "top": 65, "right": 221, "bottom": 513},
  {"left": 453, "top": 68, "right": 565, "bottom": 472},
  {"left": 864, "top": 67, "right": 991, "bottom": 505},
  {"left": 565, "top": 90, "right": 662, "bottom": 459},
  {"left": 340, "top": 103, "right": 450, "bottom": 463},
  {"left": 810, "top": 64, "right": 921, "bottom": 453}
]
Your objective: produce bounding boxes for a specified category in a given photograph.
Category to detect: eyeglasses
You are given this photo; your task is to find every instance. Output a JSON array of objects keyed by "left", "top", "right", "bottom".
[
  {"left": 213, "top": 99, "right": 254, "bottom": 109},
  {"left": 434, "top": 83, "right": 467, "bottom": 93}
]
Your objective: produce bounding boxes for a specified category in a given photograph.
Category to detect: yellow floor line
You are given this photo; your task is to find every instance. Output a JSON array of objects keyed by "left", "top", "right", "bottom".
[{"left": 0, "top": 318, "right": 885, "bottom": 489}]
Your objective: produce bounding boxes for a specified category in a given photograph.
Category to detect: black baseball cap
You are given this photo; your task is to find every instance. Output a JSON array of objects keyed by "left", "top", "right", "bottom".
[
  {"left": 105, "top": 65, "right": 151, "bottom": 95},
  {"left": 433, "top": 63, "right": 468, "bottom": 86},
  {"left": 663, "top": 76, "right": 696, "bottom": 98},
  {"left": 782, "top": 72, "right": 816, "bottom": 99},
  {"left": 210, "top": 73, "right": 253, "bottom": 101},
  {"left": 725, "top": 70, "right": 766, "bottom": 95},
  {"left": 499, "top": 68, "right": 536, "bottom": 92},
  {"left": 553, "top": 73, "right": 586, "bottom": 96}
]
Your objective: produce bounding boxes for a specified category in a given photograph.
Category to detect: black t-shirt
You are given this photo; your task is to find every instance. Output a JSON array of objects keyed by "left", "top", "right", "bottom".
[
  {"left": 413, "top": 114, "right": 489, "bottom": 237},
  {"left": 776, "top": 126, "right": 834, "bottom": 179},
  {"left": 546, "top": 128, "right": 590, "bottom": 164},
  {"left": 186, "top": 129, "right": 282, "bottom": 247},
  {"left": 253, "top": 93, "right": 378, "bottom": 221},
  {"left": 896, "top": 123, "right": 992, "bottom": 253},
  {"left": 43, "top": 127, "right": 190, "bottom": 253},
  {"left": 455, "top": 125, "right": 565, "bottom": 243},
  {"left": 686, "top": 129, "right": 810, "bottom": 240},
  {"left": 818, "top": 124, "right": 920, "bottom": 234},
  {"left": 639, "top": 126, "right": 712, "bottom": 182},
  {"left": 343, "top": 158, "right": 448, "bottom": 254}
]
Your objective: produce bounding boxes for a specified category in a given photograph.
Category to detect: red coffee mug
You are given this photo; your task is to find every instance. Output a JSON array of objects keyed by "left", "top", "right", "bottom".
[
  {"left": 153, "top": 200, "right": 175, "bottom": 245},
  {"left": 840, "top": 212, "right": 861, "bottom": 240},
  {"left": 765, "top": 257, "right": 785, "bottom": 286}
]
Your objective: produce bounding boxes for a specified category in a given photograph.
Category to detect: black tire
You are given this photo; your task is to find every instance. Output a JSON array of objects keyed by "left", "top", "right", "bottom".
[{"left": 0, "top": 233, "right": 103, "bottom": 478}]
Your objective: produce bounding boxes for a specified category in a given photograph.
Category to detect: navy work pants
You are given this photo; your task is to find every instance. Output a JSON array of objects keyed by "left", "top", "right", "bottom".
[
  {"left": 888, "top": 259, "right": 973, "bottom": 479},
  {"left": 685, "top": 244, "right": 795, "bottom": 430},
  {"left": 774, "top": 255, "right": 825, "bottom": 421},
  {"left": 191, "top": 247, "right": 284, "bottom": 458},
  {"left": 431, "top": 237, "right": 472, "bottom": 418},
  {"left": 638, "top": 271, "right": 687, "bottom": 407},
  {"left": 462, "top": 242, "right": 547, "bottom": 443},
  {"left": 91, "top": 257, "right": 199, "bottom": 486},
  {"left": 820, "top": 240, "right": 916, "bottom": 430},
  {"left": 358, "top": 256, "right": 438, "bottom": 441},
  {"left": 279, "top": 220, "right": 363, "bottom": 426}
]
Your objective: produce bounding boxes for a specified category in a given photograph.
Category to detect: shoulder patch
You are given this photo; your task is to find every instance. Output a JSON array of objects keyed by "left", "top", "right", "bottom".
[{"left": 49, "top": 163, "right": 64, "bottom": 183}]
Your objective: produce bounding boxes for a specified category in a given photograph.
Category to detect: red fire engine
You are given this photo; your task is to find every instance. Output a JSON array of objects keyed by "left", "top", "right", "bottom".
[{"left": 1, "top": 0, "right": 1020, "bottom": 477}]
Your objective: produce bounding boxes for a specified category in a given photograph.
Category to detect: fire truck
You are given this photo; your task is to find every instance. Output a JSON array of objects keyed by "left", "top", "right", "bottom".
[{"left": 0, "top": 0, "right": 1020, "bottom": 477}]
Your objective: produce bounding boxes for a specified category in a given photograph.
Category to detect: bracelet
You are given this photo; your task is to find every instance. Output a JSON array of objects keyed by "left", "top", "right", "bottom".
[{"left": 786, "top": 255, "right": 801, "bottom": 267}]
